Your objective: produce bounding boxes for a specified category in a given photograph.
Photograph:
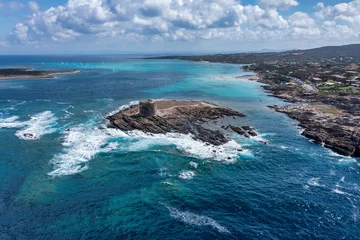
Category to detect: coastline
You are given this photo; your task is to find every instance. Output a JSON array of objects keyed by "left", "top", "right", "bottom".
[
  {"left": 0, "top": 69, "right": 80, "bottom": 80},
  {"left": 243, "top": 71, "right": 360, "bottom": 158}
]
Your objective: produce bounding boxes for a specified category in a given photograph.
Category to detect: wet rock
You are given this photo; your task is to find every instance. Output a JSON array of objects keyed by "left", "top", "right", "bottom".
[
  {"left": 229, "top": 125, "right": 246, "bottom": 135},
  {"left": 23, "top": 133, "right": 34, "bottom": 139},
  {"left": 248, "top": 130, "right": 258, "bottom": 137},
  {"left": 107, "top": 100, "right": 248, "bottom": 146}
]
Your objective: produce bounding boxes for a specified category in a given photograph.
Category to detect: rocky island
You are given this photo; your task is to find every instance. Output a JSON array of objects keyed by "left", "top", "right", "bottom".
[
  {"left": 0, "top": 68, "right": 80, "bottom": 80},
  {"left": 107, "top": 100, "right": 260, "bottom": 146}
]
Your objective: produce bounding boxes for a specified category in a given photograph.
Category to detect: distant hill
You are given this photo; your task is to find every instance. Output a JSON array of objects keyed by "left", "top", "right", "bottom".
[{"left": 148, "top": 44, "right": 360, "bottom": 64}]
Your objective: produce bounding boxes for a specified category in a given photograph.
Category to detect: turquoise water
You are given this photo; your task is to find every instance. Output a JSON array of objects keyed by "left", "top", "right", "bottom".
[{"left": 0, "top": 56, "right": 359, "bottom": 239}]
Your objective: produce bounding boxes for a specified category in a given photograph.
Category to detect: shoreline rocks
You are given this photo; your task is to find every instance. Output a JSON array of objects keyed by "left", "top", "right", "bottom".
[
  {"left": 272, "top": 104, "right": 360, "bottom": 158},
  {"left": 107, "top": 100, "right": 253, "bottom": 146}
]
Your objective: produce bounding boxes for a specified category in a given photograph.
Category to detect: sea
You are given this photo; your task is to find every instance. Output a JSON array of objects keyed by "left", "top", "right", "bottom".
[{"left": 0, "top": 55, "right": 359, "bottom": 239}]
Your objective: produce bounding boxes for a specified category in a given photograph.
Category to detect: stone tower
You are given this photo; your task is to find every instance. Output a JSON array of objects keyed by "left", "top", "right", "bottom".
[{"left": 139, "top": 100, "right": 157, "bottom": 117}]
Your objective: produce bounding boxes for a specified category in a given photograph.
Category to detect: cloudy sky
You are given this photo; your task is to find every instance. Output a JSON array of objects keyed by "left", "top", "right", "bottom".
[{"left": 0, "top": 0, "right": 359, "bottom": 54}]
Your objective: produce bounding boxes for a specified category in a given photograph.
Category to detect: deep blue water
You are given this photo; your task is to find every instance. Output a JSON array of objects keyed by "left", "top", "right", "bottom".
[{"left": 0, "top": 56, "right": 359, "bottom": 239}]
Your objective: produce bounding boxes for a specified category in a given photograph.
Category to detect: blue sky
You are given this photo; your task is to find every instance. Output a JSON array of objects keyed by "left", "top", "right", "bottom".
[{"left": 0, "top": 0, "right": 359, "bottom": 54}]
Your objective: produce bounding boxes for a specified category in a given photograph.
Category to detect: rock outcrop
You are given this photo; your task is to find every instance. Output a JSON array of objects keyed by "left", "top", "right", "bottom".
[
  {"left": 272, "top": 105, "right": 360, "bottom": 158},
  {"left": 107, "top": 100, "right": 248, "bottom": 146}
]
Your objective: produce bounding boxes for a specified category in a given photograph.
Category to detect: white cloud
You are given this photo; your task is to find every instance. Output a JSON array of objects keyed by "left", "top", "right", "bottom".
[
  {"left": 288, "top": 12, "right": 316, "bottom": 28},
  {"left": 3, "top": 0, "right": 360, "bottom": 49},
  {"left": 29, "top": 1, "right": 40, "bottom": 12},
  {"left": 258, "top": 0, "right": 299, "bottom": 9},
  {"left": 315, "top": 1, "right": 360, "bottom": 25}
]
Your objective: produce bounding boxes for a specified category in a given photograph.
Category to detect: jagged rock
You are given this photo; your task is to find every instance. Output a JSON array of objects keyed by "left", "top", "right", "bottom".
[
  {"left": 248, "top": 130, "right": 258, "bottom": 137},
  {"left": 229, "top": 125, "right": 246, "bottom": 135},
  {"left": 274, "top": 105, "right": 360, "bottom": 158},
  {"left": 107, "top": 100, "right": 248, "bottom": 146}
]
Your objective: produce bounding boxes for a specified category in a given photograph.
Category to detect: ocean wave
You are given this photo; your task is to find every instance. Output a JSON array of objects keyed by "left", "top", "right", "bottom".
[
  {"left": 62, "top": 105, "right": 75, "bottom": 119},
  {"left": 179, "top": 170, "right": 195, "bottom": 180},
  {"left": 189, "top": 162, "right": 198, "bottom": 169},
  {"left": 0, "top": 101, "right": 27, "bottom": 113},
  {"left": 47, "top": 118, "right": 245, "bottom": 177},
  {"left": 165, "top": 205, "right": 230, "bottom": 234},
  {"left": 124, "top": 130, "right": 243, "bottom": 163},
  {"left": 0, "top": 111, "right": 57, "bottom": 140},
  {"left": 48, "top": 125, "right": 125, "bottom": 177},
  {"left": 106, "top": 100, "right": 139, "bottom": 116},
  {"left": 307, "top": 177, "right": 325, "bottom": 187}
]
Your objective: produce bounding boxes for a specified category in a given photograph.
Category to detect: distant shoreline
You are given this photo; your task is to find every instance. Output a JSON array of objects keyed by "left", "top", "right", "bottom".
[{"left": 0, "top": 69, "right": 80, "bottom": 80}]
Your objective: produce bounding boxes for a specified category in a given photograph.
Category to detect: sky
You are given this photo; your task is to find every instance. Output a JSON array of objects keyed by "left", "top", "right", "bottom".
[{"left": 0, "top": 0, "right": 359, "bottom": 54}]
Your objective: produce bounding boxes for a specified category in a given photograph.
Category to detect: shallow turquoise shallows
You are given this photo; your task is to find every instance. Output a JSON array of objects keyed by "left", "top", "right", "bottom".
[{"left": 0, "top": 56, "right": 359, "bottom": 239}]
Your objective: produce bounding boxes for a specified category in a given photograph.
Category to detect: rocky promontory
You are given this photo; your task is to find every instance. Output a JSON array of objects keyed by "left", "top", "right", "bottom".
[
  {"left": 107, "top": 100, "right": 259, "bottom": 146},
  {"left": 272, "top": 104, "right": 360, "bottom": 157}
]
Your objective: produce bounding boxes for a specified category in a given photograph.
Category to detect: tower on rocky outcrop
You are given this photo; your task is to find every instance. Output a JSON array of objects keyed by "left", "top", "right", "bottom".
[{"left": 139, "top": 100, "right": 157, "bottom": 117}]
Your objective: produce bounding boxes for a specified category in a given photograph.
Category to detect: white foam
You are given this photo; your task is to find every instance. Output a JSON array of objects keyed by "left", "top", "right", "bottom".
[
  {"left": 0, "top": 112, "right": 58, "bottom": 140},
  {"left": 0, "top": 101, "right": 27, "bottom": 112},
  {"left": 190, "top": 162, "right": 198, "bottom": 169},
  {"left": 47, "top": 119, "right": 244, "bottom": 177},
  {"left": 332, "top": 188, "right": 345, "bottom": 195},
  {"left": 62, "top": 105, "right": 75, "bottom": 119},
  {"left": 48, "top": 125, "right": 125, "bottom": 177},
  {"left": 124, "top": 130, "right": 242, "bottom": 162},
  {"left": 179, "top": 170, "right": 195, "bottom": 180},
  {"left": 0, "top": 116, "right": 24, "bottom": 128},
  {"left": 250, "top": 134, "right": 269, "bottom": 144},
  {"left": 107, "top": 100, "right": 139, "bottom": 116},
  {"left": 15, "top": 111, "right": 58, "bottom": 140},
  {"left": 307, "top": 177, "right": 325, "bottom": 187},
  {"left": 165, "top": 205, "right": 230, "bottom": 234}
]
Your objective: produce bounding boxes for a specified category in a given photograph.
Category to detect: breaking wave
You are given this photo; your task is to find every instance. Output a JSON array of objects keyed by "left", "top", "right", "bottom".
[
  {"left": 0, "top": 111, "right": 58, "bottom": 140},
  {"left": 123, "top": 130, "right": 243, "bottom": 163},
  {"left": 165, "top": 205, "right": 230, "bottom": 234},
  {"left": 48, "top": 125, "right": 125, "bottom": 177},
  {"left": 179, "top": 170, "right": 196, "bottom": 180}
]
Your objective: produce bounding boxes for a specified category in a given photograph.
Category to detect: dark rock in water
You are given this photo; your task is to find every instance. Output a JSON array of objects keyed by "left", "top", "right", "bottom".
[
  {"left": 248, "top": 130, "right": 258, "bottom": 137},
  {"left": 229, "top": 125, "right": 246, "bottom": 135},
  {"left": 107, "top": 100, "right": 248, "bottom": 146},
  {"left": 23, "top": 133, "right": 34, "bottom": 139},
  {"left": 242, "top": 126, "right": 254, "bottom": 131},
  {"left": 230, "top": 125, "right": 260, "bottom": 139}
]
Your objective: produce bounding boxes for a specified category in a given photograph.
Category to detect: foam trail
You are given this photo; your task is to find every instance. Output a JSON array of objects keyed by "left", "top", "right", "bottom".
[
  {"left": 0, "top": 111, "right": 58, "bottom": 140},
  {"left": 124, "top": 130, "right": 243, "bottom": 162},
  {"left": 48, "top": 125, "right": 125, "bottom": 177},
  {"left": 165, "top": 205, "right": 230, "bottom": 234},
  {"left": 0, "top": 116, "right": 24, "bottom": 128},
  {"left": 15, "top": 111, "right": 58, "bottom": 140}
]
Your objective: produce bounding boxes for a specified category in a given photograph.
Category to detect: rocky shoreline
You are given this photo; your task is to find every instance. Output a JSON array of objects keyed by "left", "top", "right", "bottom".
[
  {"left": 250, "top": 74, "right": 360, "bottom": 158},
  {"left": 107, "top": 100, "right": 262, "bottom": 147}
]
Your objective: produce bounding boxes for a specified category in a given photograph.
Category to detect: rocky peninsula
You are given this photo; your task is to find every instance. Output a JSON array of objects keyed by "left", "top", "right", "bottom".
[
  {"left": 0, "top": 68, "right": 80, "bottom": 80},
  {"left": 107, "top": 100, "right": 260, "bottom": 146}
]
